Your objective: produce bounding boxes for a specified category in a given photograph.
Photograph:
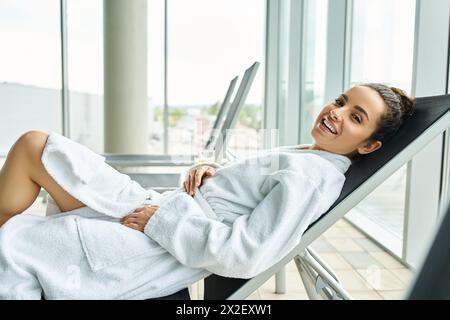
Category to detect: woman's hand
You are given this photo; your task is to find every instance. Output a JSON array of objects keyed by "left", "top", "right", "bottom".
[
  {"left": 183, "top": 165, "right": 216, "bottom": 196},
  {"left": 120, "top": 204, "right": 160, "bottom": 232}
]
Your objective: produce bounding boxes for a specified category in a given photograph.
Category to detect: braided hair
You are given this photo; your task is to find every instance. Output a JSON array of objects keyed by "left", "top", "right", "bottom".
[{"left": 361, "top": 83, "right": 415, "bottom": 144}]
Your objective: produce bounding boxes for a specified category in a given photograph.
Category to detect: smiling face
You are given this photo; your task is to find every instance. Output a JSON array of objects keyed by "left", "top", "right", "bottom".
[{"left": 310, "top": 86, "right": 388, "bottom": 157}]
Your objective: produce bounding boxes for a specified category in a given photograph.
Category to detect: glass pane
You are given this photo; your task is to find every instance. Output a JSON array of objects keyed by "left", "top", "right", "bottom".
[
  {"left": 67, "top": 0, "right": 104, "bottom": 153},
  {"left": 346, "top": 0, "right": 416, "bottom": 256},
  {"left": 0, "top": 0, "right": 62, "bottom": 156},
  {"left": 147, "top": 0, "right": 165, "bottom": 154},
  {"left": 277, "top": 0, "right": 291, "bottom": 146},
  {"left": 167, "top": 0, "right": 265, "bottom": 157},
  {"left": 349, "top": 0, "right": 416, "bottom": 89},
  {"left": 300, "top": 0, "right": 328, "bottom": 144},
  {"left": 68, "top": 0, "right": 166, "bottom": 155}
]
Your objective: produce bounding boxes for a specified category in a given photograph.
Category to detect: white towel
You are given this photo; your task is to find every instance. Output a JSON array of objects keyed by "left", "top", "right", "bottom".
[{"left": 41, "top": 132, "right": 150, "bottom": 218}]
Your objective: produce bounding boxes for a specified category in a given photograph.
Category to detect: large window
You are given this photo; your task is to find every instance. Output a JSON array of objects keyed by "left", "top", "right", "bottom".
[
  {"left": 276, "top": 0, "right": 328, "bottom": 147},
  {"left": 67, "top": 0, "right": 166, "bottom": 155},
  {"left": 300, "top": 0, "right": 328, "bottom": 144},
  {"left": 349, "top": 0, "right": 415, "bottom": 89},
  {"left": 66, "top": 0, "right": 265, "bottom": 157},
  {"left": 67, "top": 0, "right": 104, "bottom": 153},
  {"left": 346, "top": 0, "right": 417, "bottom": 256},
  {"left": 167, "top": 0, "right": 265, "bottom": 156},
  {"left": 147, "top": 0, "right": 166, "bottom": 154},
  {"left": 0, "top": 0, "right": 62, "bottom": 156}
]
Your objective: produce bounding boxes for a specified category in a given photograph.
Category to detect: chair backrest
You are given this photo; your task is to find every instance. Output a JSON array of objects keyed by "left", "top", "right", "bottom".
[
  {"left": 203, "top": 94, "right": 450, "bottom": 300},
  {"left": 204, "top": 76, "right": 239, "bottom": 151},
  {"left": 213, "top": 62, "right": 260, "bottom": 162}
]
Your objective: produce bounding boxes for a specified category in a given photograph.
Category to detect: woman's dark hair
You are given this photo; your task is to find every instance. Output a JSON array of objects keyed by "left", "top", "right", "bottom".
[{"left": 361, "top": 83, "right": 415, "bottom": 144}]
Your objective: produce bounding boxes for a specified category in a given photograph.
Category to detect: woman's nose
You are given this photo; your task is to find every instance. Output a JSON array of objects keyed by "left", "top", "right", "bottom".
[{"left": 330, "top": 109, "right": 341, "bottom": 121}]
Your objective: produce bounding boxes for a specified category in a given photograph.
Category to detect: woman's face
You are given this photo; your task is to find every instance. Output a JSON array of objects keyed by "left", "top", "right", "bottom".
[{"left": 311, "top": 86, "right": 388, "bottom": 156}]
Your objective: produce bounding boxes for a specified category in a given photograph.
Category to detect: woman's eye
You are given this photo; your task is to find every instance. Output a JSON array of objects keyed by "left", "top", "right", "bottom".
[
  {"left": 352, "top": 114, "right": 362, "bottom": 123},
  {"left": 334, "top": 98, "right": 344, "bottom": 107}
]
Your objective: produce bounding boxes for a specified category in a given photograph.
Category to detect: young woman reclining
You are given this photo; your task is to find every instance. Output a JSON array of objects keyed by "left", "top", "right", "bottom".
[{"left": 0, "top": 83, "right": 414, "bottom": 299}]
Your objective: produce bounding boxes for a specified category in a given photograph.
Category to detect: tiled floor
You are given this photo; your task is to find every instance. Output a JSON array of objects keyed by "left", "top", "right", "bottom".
[{"left": 189, "top": 218, "right": 414, "bottom": 300}]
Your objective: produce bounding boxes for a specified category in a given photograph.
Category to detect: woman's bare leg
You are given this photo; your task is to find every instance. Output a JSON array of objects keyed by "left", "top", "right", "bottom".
[{"left": 0, "top": 131, "right": 86, "bottom": 226}]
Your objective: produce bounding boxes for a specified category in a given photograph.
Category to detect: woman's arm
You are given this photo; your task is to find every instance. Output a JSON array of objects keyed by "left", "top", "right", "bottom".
[{"left": 141, "top": 172, "right": 325, "bottom": 279}]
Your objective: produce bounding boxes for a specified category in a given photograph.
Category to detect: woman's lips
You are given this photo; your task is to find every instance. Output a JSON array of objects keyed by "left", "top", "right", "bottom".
[
  {"left": 318, "top": 118, "right": 338, "bottom": 135},
  {"left": 318, "top": 121, "right": 333, "bottom": 134},
  {"left": 323, "top": 117, "right": 338, "bottom": 134}
]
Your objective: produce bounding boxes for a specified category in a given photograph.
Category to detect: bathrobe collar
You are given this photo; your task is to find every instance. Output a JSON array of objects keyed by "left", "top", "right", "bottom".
[{"left": 279, "top": 145, "right": 352, "bottom": 175}]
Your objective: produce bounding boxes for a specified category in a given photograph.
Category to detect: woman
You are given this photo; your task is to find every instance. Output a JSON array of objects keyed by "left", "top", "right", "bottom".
[{"left": 0, "top": 83, "right": 414, "bottom": 299}]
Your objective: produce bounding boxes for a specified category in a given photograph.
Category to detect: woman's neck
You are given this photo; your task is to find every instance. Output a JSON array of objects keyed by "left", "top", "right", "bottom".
[
  {"left": 308, "top": 144, "right": 324, "bottom": 151},
  {"left": 307, "top": 144, "right": 355, "bottom": 159}
]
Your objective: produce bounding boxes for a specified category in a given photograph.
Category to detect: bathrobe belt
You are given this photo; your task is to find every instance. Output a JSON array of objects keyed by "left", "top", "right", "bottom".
[{"left": 193, "top": 191, "right": 219, "bottom": 220}]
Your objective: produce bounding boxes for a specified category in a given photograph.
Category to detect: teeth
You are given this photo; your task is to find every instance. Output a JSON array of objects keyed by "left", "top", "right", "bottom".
[{"left": 322, "top": 118, "right": 337, "bottom": 134}]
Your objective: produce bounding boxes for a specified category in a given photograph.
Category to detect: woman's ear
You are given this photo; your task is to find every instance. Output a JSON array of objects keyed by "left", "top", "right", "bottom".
[{"left": 357, "top": 140, "right": 382, "bottom": 155}]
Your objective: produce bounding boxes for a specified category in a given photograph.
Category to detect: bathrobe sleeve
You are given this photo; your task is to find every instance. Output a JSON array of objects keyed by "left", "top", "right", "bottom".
[
  {"left": 189, "top": 160, "right": 223, "bottom": 171},
  {"left": 145, "top": 171, "right": 324, "bottom": 278},
  {"left": 0, "top": 248, "right": 42, "bottom": 299}
]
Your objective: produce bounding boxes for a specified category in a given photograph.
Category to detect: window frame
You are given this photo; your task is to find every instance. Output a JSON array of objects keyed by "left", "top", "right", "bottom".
[{"left": 403, "top": 0, "right": 450, "bottom": 268}]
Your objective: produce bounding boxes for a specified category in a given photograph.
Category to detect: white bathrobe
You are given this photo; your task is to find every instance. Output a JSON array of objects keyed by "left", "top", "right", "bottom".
[{"left": 0, "top": 132, "right": 351, "bottom": 299}]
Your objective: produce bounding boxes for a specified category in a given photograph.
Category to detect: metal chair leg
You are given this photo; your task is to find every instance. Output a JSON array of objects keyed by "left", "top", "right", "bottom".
[
  {"left": 295, "top": 247, "right": 352, "bottom": 300},
  {"left": 275, "top": 267, "right": 286, "bottom": 294}
]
